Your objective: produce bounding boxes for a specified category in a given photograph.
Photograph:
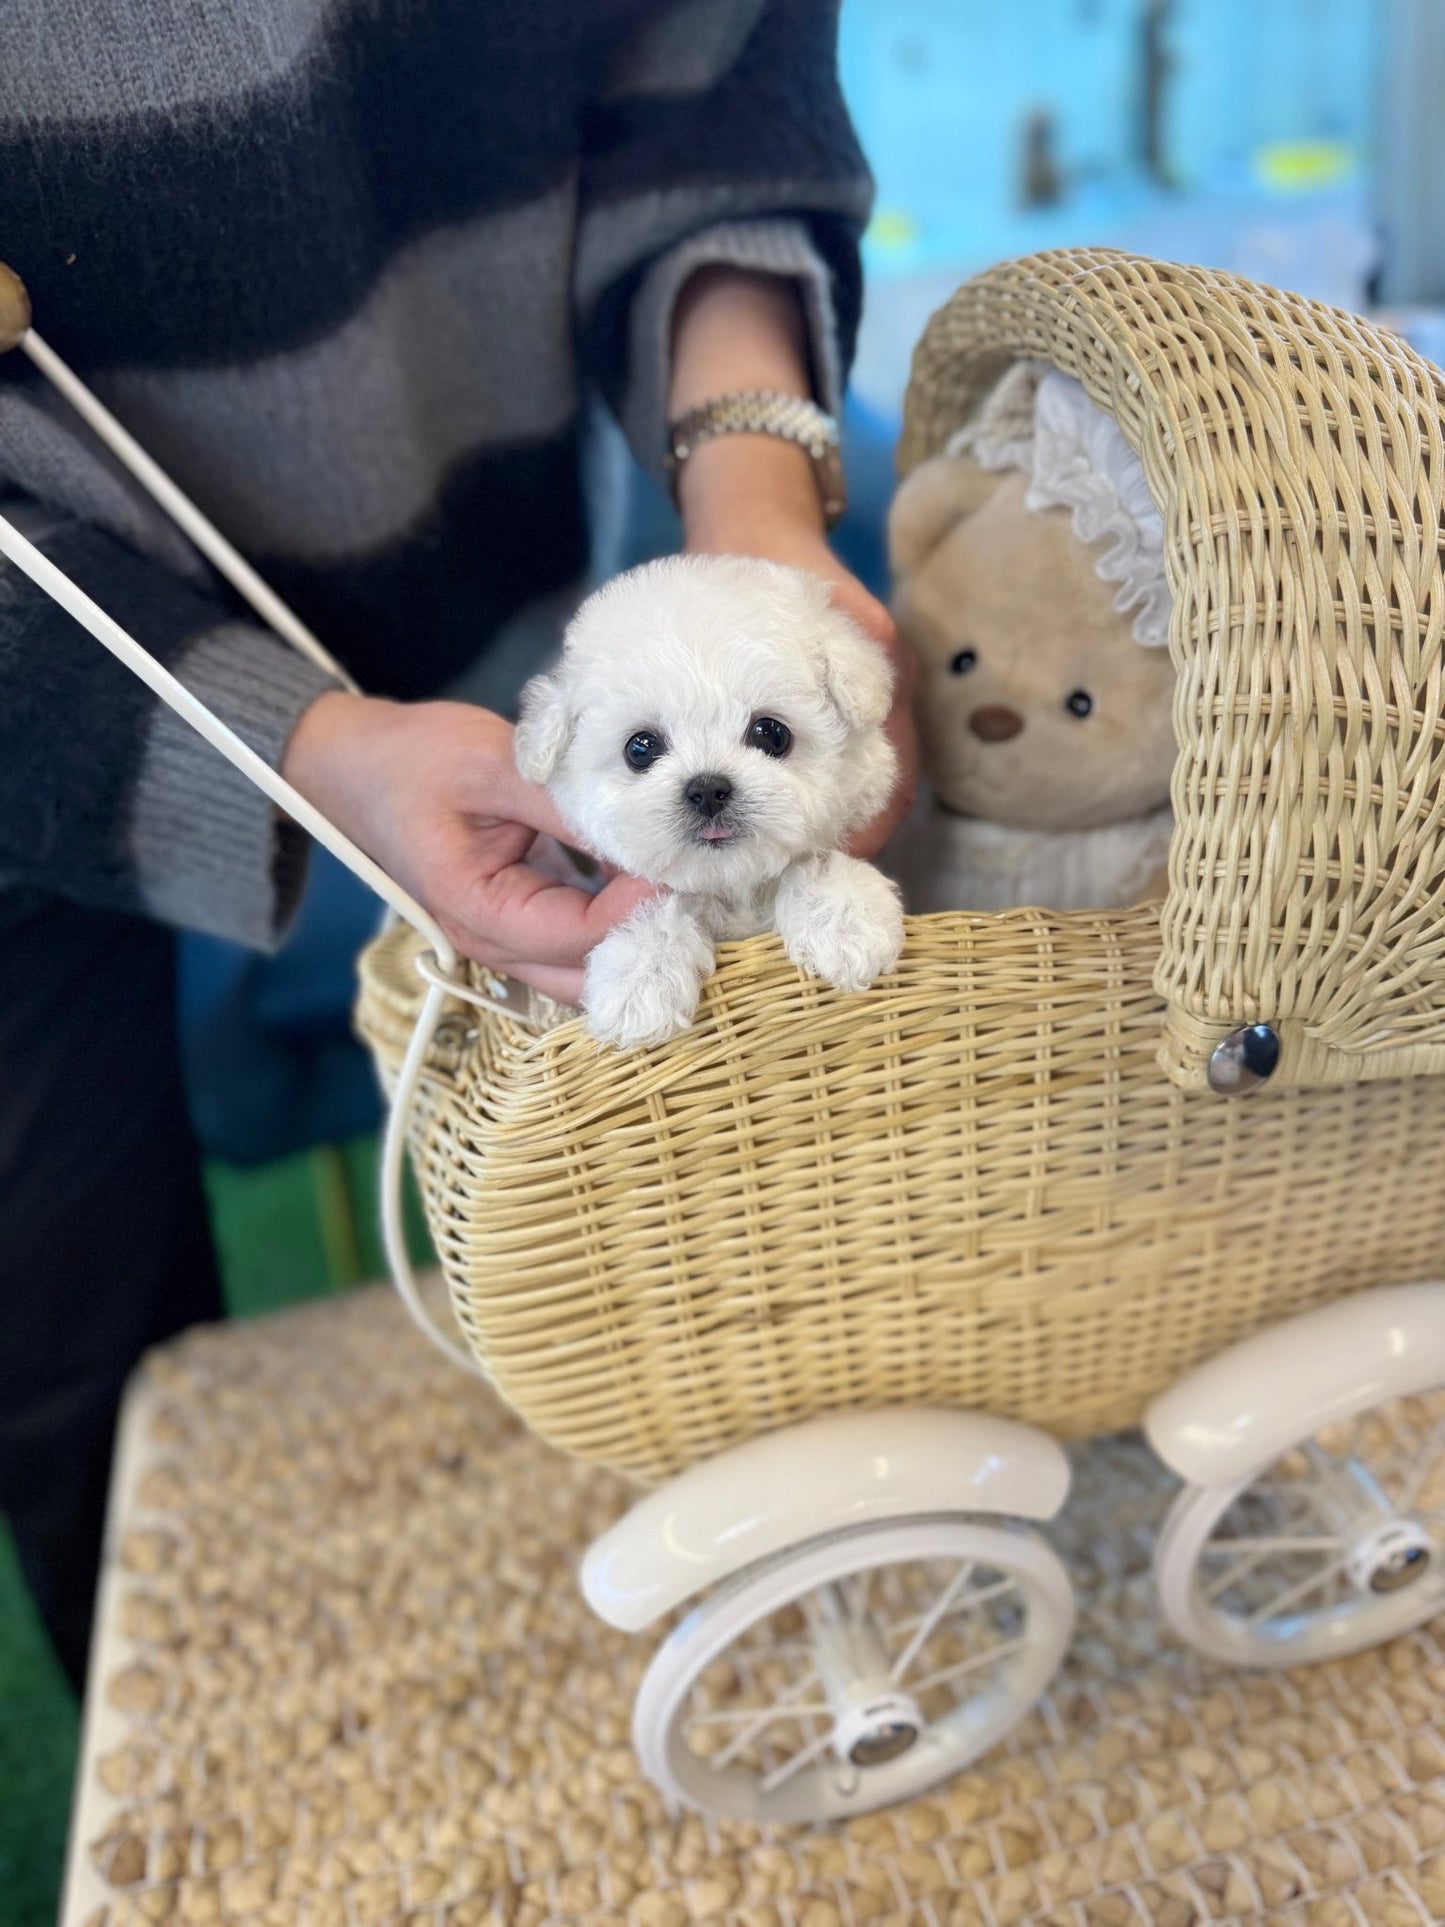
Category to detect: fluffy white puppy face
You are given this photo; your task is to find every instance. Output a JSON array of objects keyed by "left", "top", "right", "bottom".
[{"left": 515, "top": 555, "right": 897, "bottom": 895}]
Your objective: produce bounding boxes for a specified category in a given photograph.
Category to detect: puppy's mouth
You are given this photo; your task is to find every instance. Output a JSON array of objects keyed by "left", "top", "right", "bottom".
[{"left": 693, "top": 821, "right": 746, "bottom": 846}]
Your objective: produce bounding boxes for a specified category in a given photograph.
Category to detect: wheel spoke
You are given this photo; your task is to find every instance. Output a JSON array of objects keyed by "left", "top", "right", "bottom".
[
  {"left": 1199, "top": 1535, "right": 1341, "bottom": 1557},
  {"left": 909, "top": 1634, "right": 1028, "bottom": 1698},
  {"left": 1200, "top": 1534, "right": 1341, "bottom": 1604},
  {"left": 886, "top": 1574, "right": 1020, "bottom": 1649},
  {"left": 757, "top": 1722, "right": 836, "bottom": 1794},
  {"left": 687, "top": 1700, "right": 829, "bottom": 1729},
  {"left": 1247, "top": 1480, "right": 1336, "bottom": 1531},
  {"left": 1244, "top": 1552, "right": 1351, "bottom": 1628},
  {"left": 847, "top": 1568, "right": 873, "bottom": 1623},
  {"left": 1396, "top": 1418, "right": 1445, "bottom": 1513},
  {"left": 889, "top": 1560, "right": 975, "bottom": 1684},
  {"left": 708, "top": 1667, "right": 819, "bottom": 1768},
  {"left": 726, "top": 1636, "right": 814, "bottom": 1661}
]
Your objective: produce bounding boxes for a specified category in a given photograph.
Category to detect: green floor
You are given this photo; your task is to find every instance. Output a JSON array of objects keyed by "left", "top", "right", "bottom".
[{"left": 0, "top": 1134, "right": 428, "bottom": 1927}]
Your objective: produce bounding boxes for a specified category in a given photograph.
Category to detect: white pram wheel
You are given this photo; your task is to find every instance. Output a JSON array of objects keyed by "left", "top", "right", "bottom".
[
  {"left": 1156, "top": 1389, "right": 1445, "bottom": 1667},
  {"left": 631, "top": 1517, "right": 1074, "bottom": 1823}
]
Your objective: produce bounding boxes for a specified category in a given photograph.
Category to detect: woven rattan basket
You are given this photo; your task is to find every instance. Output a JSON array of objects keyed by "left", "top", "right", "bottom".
[{"left": 356, "top": 248, "right": 1445, "bottom": 1486}]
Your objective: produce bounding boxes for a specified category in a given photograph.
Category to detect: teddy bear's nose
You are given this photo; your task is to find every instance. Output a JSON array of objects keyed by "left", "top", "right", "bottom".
[
  {"left": 968, "top": 705, "right": 1024, "bottom": 744},
  {"left": 685, "top": 772, "right": 734, "bottom": 819}
]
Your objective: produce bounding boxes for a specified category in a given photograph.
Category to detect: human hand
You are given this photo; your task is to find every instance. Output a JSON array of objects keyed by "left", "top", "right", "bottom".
[
  {"left": 281, "top": 692, "right": 656, "bottom": 1002},
  {"left": 678, "top": 433, "right": 919, "bottom": 858}
]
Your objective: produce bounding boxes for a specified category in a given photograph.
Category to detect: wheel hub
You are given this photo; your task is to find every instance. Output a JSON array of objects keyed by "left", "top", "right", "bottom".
[
  {"left": 1295, "top": 1446, "right": 1439, "bottom": 1601},
  {"left": 1347, "top": 1519, "right": 1434, "bottom": 1595},
  {"left": 835, "top": 1696, "right": 922, "bottom": 1767},
  {"left": 811, "top": 1601, "right": 924, "bottom": 1773}
]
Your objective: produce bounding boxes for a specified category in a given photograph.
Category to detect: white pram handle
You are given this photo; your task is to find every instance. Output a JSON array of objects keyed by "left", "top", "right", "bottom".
[{"left": 0, "top": 261, "right": 482, "bottom": 1374}]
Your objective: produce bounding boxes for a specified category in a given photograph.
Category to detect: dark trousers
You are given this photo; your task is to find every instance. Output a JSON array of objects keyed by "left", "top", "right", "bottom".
[{"left": 0, "top": 889, "right": 223, "bottom": 1691}]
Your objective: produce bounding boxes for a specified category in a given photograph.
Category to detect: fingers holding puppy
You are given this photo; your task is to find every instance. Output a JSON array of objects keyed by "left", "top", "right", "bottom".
[
  {"left": 434, "top": 866, "right": 660, "bottom": 990},
  {"left": 280, "top": 691, "right": 657, "bottom": 997}
]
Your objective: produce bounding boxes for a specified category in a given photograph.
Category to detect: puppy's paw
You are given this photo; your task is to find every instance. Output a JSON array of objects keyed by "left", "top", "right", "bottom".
[
  {"left": 776, "top": 855, "right": 905, "bottom": 994},
  {"left": 583, "top": 961, "right": 698, "bottom": 1050},
  {"left": 582, "top": 899, "right": 713, "bottom": 1050}
]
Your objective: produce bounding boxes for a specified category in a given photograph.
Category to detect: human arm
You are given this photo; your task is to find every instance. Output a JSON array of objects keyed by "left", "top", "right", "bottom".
[
  {"left": 575, "top": 1, "right": 916, "bottom": 852},
  {"left": 285, "top": 0, "right": 910, "bottom": 987},
  {"left": 276, "top": 262, "right": 915, "bottom": 1001},
  {"left": 0, "top": 489, "right": 651, "bottom": 989},
  {"left": 0, "top": 497, "right": 335, "bottom": 945},
  {"left": 280, "top": 692, "right": 654, "bottom": 1003},
  {"left": 667, "top": 267, "right": 918, "bottom": 854}
]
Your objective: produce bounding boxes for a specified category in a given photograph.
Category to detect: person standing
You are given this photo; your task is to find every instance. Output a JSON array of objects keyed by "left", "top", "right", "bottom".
[{"left": 0, "top": 0, "right": 914, "bottom": 1687}]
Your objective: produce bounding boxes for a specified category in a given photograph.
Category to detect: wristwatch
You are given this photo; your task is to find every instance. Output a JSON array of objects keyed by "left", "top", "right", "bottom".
[{"left": 666, "top": 390, "right": 847, "bottom": 528}]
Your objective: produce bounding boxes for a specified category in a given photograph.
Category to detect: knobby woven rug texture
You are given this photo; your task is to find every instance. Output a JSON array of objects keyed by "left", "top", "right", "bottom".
[{"left": 73, "top": 1287, "right": 1445, "bottom": 1927}]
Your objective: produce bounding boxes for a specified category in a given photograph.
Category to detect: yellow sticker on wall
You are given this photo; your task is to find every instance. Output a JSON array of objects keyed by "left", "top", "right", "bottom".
[
  {"left": 1254, "top": 142, "right": 1355, "bottom": 192},
  {"left": 867, "top": 208, "right": 920, "bottom": 253}
]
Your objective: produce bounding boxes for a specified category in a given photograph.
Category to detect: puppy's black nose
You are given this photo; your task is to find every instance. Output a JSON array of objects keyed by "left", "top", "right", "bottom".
[{"left": 685, "top": 772, "right": 733, "bottom": 819}]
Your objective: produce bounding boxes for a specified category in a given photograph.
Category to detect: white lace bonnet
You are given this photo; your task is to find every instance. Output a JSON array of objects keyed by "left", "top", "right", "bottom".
[{"left": 946, "top": 361, "right": 1170, "bottom": 648}]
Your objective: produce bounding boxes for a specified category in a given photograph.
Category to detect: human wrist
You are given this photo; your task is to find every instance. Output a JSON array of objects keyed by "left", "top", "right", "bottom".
[
  {"left": 679, "top": 431, "right": 826, "bottom": 553},
  {"left": 669, "top": 267, "right": 811, "bottom": 416},
  {"left": 281, "top": 687, "right": 381, "bottom": 796},
  {"left": 670, "top": 264, "right": 837, "bottom": 546}
]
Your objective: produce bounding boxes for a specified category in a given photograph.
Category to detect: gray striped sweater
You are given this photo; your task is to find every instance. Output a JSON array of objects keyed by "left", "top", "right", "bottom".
[{"left": 0, "top": 0, "right": 870, "bottom": 946}]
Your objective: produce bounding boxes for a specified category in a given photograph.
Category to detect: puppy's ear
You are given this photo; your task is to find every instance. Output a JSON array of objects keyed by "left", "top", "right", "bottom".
[
  {"left": 818, "top": 613, "right": 893, "bottom": 732},
  {"left": 514, "top": 672, "right": 575, "bottom": 784},
  {"left": 888, "top": 455, "right": 1000, "bottom": 574}
]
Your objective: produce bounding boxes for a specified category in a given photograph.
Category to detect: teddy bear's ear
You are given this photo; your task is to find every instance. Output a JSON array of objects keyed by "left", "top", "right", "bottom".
[
  {"left": 888, "top": 455, "right": 1002, "bottom": 574},
  {"left": 514, "top": 671, "right": 575, "bottom": 784}
]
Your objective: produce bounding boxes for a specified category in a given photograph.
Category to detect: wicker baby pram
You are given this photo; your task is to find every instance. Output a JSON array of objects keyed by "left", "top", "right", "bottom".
[
  {"left": 354, "top": 247, "right": 1445, "bottom": 1478},
  {"left": 5, "top": 246, "right": 1444, "bottom": 1825}
]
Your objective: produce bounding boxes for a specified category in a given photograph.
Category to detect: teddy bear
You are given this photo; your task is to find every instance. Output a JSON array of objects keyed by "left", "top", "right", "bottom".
[{"left": 884, "top": 361, "right": 1177, "bottom": 915}]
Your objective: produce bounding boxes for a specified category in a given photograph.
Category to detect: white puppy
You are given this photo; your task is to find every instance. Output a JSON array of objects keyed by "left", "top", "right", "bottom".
[{"left": 515, "top": 554, "right": 904, "bottom": 1048}]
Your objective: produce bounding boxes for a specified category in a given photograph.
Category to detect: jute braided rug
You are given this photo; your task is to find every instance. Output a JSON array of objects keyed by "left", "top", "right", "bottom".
[{"left": 65, "top": 1285, "right": 1445, "bottom": 1927}]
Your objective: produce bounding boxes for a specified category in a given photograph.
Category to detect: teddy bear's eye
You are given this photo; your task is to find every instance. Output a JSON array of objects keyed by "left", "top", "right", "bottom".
[
  {"left": 950, "top": 648, "right": 978, "bottom": 675},
  {"left": 747, "top": 716, "right": 793, "bottom": 758},
  {"left": 624, "top": 729, "right": 668, "bottom": 770},
  {"left": 1065, "top": 689, "right": 1094, "bottom": 718}
]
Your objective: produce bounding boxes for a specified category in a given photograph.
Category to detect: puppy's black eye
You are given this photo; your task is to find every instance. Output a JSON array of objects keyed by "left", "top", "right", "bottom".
[
  {"left": 1065, "top": 689, "right": 1094, "bottom": 718},
  {"left": 747, "top": 716, "right": 793, "bottom": 758},
  {"left": 950, "top": 648, "right": 978, "bottom": 675},
  {"left": 624, "top": 729, "right": 667, "bottom": 770}
]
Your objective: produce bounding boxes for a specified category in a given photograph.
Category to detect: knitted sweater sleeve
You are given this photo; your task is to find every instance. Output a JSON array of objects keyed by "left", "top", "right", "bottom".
[
  {"left": 0, "top": 496, "right": 337, "bottom": 948},
  {"left": 575, "top": 0, "right": 873, "bottom": 483}
]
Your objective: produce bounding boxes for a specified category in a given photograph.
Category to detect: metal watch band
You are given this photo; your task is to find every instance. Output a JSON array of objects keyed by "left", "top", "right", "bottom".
[{"left": 666, "top": 390, "right": 847, "bottom": 528}]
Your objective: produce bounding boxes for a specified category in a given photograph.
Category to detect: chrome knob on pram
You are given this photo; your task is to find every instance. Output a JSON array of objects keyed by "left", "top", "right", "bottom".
[{"left": 1207, "top": 1023, "right": 1281, "bottom": 1094}]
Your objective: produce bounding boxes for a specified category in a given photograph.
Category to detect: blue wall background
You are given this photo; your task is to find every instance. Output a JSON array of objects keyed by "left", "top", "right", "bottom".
[
  {"left": 840, "top": 0, "right": 1381, "bottom": 417},
  {"left": 841, "top": 0, "right": 1376, "bottom": 267}
]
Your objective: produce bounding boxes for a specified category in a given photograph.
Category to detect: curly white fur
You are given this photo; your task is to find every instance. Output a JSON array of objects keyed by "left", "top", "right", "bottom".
[
  {"left": 517, "top": 555, "right": 904, "bottom": 1049},
  {"left": 950, "top": 360, "right": 1170, "bottom": 648}
]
